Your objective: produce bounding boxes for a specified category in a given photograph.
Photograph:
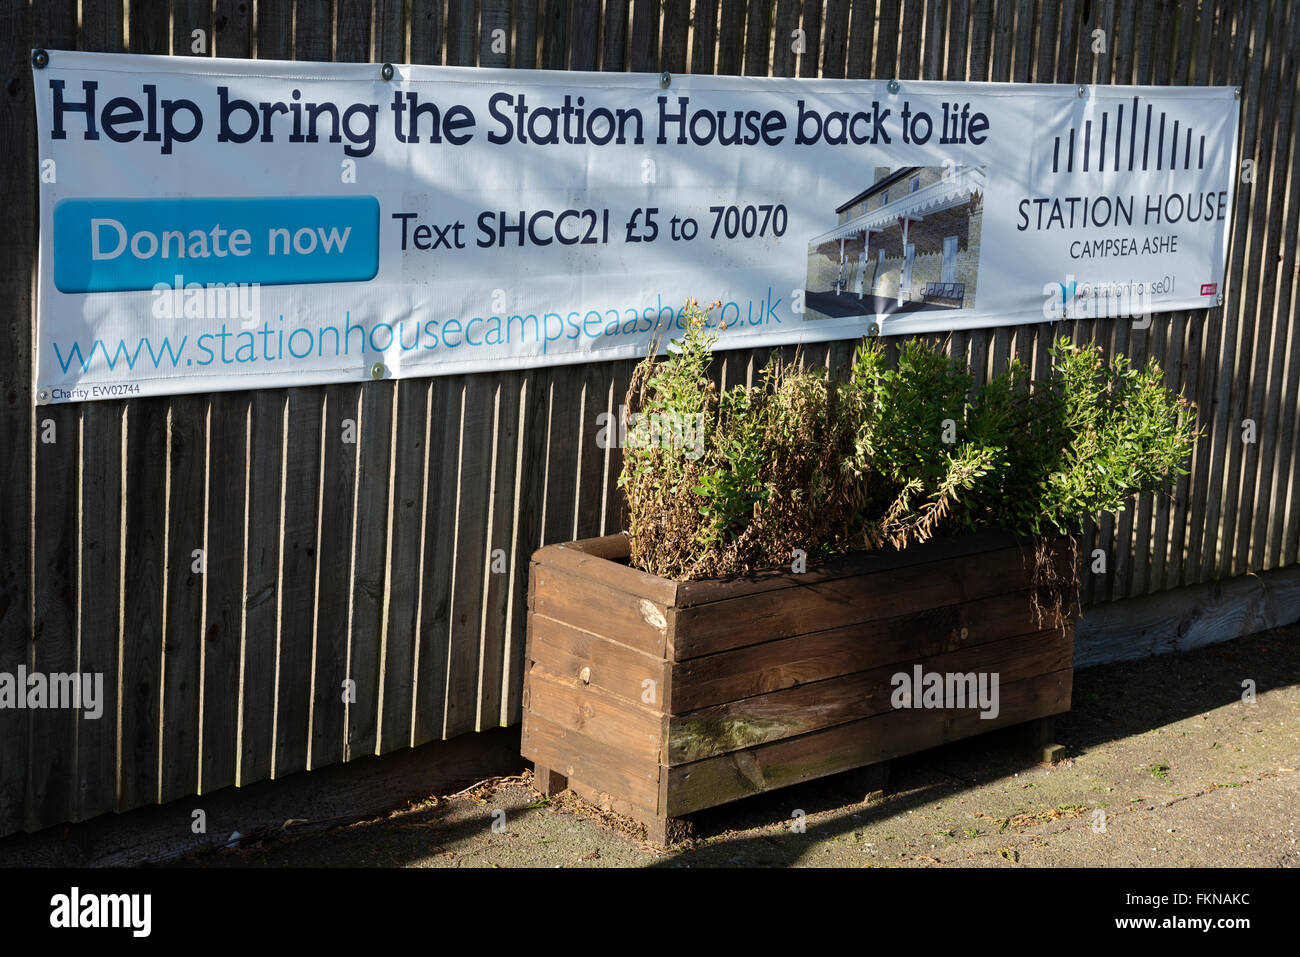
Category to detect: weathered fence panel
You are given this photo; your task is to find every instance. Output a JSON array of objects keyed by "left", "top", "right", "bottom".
[{"left": 0, "top": 0, "right": 1295, "bottom": 838}]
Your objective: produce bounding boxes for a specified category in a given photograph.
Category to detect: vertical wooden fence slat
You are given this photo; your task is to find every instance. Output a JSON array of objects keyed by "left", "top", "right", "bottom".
[
  {"left": 1055, "top": 0, "right": 1079, "bottom": 85},
  {"left": 1034, "top": 0, "right": 1057, "bottom": 81},
  {"left": 602, "top": 360, "right": 636, "bottom": 534},
  {"left": 346, "top": 379, "right": 394, "bottom": 760},
  {"left": 201, "top": 394, "right": 247, "bottom": 793},
  {"left": 742, "top": 0, "right": 770, "bottom": 75},
  {"left": 547, "top": 0, "right": 574, "bottom": 69},
  {"left": 1133, "top": 0, "right": 1157, "bottom": 85},
  {"left": 1149, "top": 0, "right": 1194, "bottom": 594},
  {"left": 72, "top": 0, "right": 123, "bottom": 817},
  {"left": 660, "top": 0, "right": 689, "bottom": 73},
  {"left": 448, "top": 0, "right": 478, "bottom": 66},
  {"left": 242, "top": 0, "right": 297, "bottom": 788},
  {"left": 379, "top": 380, "right": 429, "bottom": 753},
  {"left": 570, "top": 0, "right": 601, "bottom": 70},
  {"left": 717, "top": 0, "right": 746, "bottom": 76},
  {"left": 515, "top": 0, "right": 541, "bottom": 69},
  {"left": 239, "top": 388, "right": 283, "bottom": 782},
  {"left": 1010, "top": 0, "right": 1033, "bottom": 82},
  {"left": 849, "top": 0, "right": 878, "bottom": 78},
  {"left": 988, "top": 0, "right": 1012, "bottom": 81},
  {"left": 1184, "top": 3, "right": 1237, "bottom": 582},
  {"left": 1111, "top": 0, "right": 1135, "bottom": 86},
  {"left": 799, "top": 0, "right": 824, "bottom": 78},
  {"left": 151, "top": 0, "right": 210, "bottom": 810},
  {"left": 479, "top": 372, "right": 523, "bottom": 728},
  {"left": 75, "top": 386, "right": 121, "bottom": 822},
  {"left": 604, "top": 0, "right": 632, "bottom": 71},
  {"left": 1150, "top": 312, "right": 1186, "bottom": 592},
  {"left": 629, "top": 0, "right": 658, "bottom": 72},
  {"left": 411, "top": 0, "right": 446, "bottom": 64},
  {"left": 311, "top": 381, "right": 359, "bottom": 768},
  {"left": 443, "top": 376, "right": 493, "bottom": 738},
  {"left": 541, "top": 373, "right": 583, "bottom": 546},
  {"left": 113, "top": 0, "right": 170, "bottom": 817},
  {"left": 1107, "top": 311, "right": 1136, "bottom": 602},
  {"left": 297, "top": 0, "right": 335, "bottom": 64},
  {"left": 198, "top": 0, "right": 254, "bottom": 797},
  {"left": 823, "top": 0, "right": 852, "bottom": 78},
  {"left": 25, "top": 0, "right": 79, "bottom": 836},
  {"left": 575, "top": 365, "right": 609, "bottom": 543},
  {"left": 159, "top": 394, "right": 206, "bottom": 803},
  {"left": 1010, "top": 0, "right": 1031, "bottom": 84},
  {"left": 1149, "top": 0, "right": 1175, "bottom": 84},
  {"left": 480, "top": 0, "right": 511, "bottom": 67},
  {"left": 83, "top": 0, "right": 125, "bottom": 53},
  {"left": 411, "top": 379, "right": 459, "bottom": 745},
  {"left": 501, "top": 371, "right": 549, "bottom": 723},
  {"left": 770, "top": 0, "right": 799, "bottom": 78},
  {"left": 923, "top": 0, "right": 945, "bottom": 79},
  {"left": 375, "top": 0, "right": 408, "bottom": 64},
  {"left": 966, "top": 0, "right": 991, "bottom": 81}
]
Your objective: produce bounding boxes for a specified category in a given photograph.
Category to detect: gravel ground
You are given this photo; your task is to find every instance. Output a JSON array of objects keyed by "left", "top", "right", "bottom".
[{"left": 174, "top": 624, "right": 1300, "bottom": 868}]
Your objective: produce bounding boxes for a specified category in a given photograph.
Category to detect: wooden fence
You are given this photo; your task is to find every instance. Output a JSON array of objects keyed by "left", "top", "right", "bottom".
[{"left": 0, "top": 0, "right": 1295, "bottom": 838}]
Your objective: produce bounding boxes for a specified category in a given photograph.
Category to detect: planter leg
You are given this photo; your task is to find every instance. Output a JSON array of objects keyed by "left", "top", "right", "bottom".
[
  {"left": 845, "top": 761, "right": 890, "bottom": 805},
  {"left": 645, "top": 816, "right": 695, "bottom": 846},
  {"left": 532, "top": 763, "right": 568, "bottom": 796},
  {"left": 1021, "top": 716, "right": 1066, "bottom": 765}
]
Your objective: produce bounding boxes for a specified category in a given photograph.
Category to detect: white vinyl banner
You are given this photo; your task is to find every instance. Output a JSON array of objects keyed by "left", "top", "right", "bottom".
[{"left": 32, "top": 51, "right": 1240, "bottom": 403}]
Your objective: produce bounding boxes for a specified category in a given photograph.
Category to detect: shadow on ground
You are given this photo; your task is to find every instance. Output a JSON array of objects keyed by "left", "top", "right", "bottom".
[{"left": 173, "top": 624, "right": 1300, "bottom": 868}]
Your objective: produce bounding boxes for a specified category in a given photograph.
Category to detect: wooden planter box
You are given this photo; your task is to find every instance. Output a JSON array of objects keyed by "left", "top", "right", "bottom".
[{"left": 521, "top": 530, "right": 1076, "bottom": 843}]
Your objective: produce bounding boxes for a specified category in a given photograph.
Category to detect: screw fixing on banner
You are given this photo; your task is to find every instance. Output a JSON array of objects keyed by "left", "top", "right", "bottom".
[
  {"left": 1078, "top": 85, "right": 1086, "bottom": 97},
  {"left": 381, "top": 62, "right": 394, "bottom": 80},
  {"left": 36, "top": 387, "right": 51, "bottom": 405},
  {"left": 32, "top": 49, "right": 49, "bottom": 69},
  {"left": 1217, "top": 293, "right": 1224, "bottom": 306},
  {"left": 660, "top": 72, "right": 671, "bottom": 89},
  {"left": 370, "top": 362, "right": 387, "bottom": 380},
  {"left": 867, "top": 322, "right": 880, "bottom": 337},
  {"left": 887, "top": 79, "right": 900, "bottom": 94},
  {"left": 1235, "top": 87, "right": 1241, "bottom": 99}
]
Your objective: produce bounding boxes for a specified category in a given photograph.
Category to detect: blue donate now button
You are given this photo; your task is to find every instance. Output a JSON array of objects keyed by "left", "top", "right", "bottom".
[{"left": 53, "top": 195, "right": 380, "bottom": 294}]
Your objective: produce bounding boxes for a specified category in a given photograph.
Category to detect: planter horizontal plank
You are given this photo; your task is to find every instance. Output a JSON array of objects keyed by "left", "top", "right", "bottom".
[{"left": 521, "top": 532, "right": 1076, "bottom": 843}]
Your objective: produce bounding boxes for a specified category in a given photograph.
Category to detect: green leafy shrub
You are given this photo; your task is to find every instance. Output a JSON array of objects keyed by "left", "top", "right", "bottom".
[
  {"left": 619, "top": 301, "right": 1199, "bottom": 581},
  {"left": 620, "top": 301, "right": 870, "bottom": 579}
]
